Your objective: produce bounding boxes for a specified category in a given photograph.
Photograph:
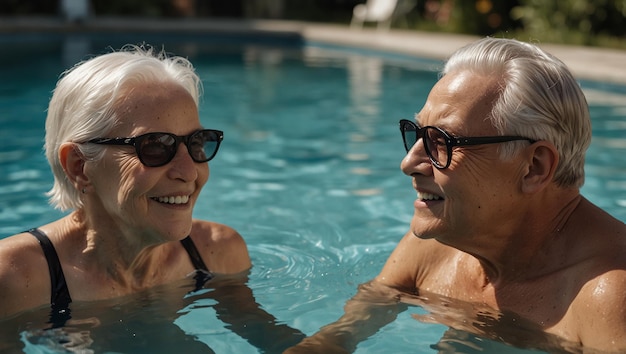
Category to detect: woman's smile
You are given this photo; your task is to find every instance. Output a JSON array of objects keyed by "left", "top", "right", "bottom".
[{"left": 151, "top": 195, "right": 191, "bottom": 205}]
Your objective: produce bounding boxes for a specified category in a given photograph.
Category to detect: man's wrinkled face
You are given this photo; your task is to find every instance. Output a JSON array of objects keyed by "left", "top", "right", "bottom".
[{"left": 401, "top": 71, "right": 528, "bottom": 249}]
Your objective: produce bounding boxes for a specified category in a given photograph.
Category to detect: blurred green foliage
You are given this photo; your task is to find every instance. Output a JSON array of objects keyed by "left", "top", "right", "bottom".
[
  {"left": 401, "top": 0, "right": 625, "bottom": 48},
  {"left": 510, "top": 0, "right": 626, "bottom": 47}
]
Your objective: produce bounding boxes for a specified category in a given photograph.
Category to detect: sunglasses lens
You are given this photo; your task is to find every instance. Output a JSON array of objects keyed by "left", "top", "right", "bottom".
[
  {"left": 400, "top": 121, "right": 418, "bottom": 152},
  {"left": 188, "top": 130, "right": 221, "bottom": 162},
  {"left": 138, "top": 133, "right": 177, "bottom": 167},
  {"left": 424, "top": 127, "right": 448, "bottom": 168},
  {"left": 132, "top": 130, "right": 222, "bottom": 167}
]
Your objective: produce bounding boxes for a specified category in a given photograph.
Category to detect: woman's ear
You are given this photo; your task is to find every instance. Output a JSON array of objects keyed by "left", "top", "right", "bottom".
[
  {"left": 521, "top": 142, "right": 559, "bottom": 194},
  {"left": 59, "top": 143, "right": 89, "bottom": 189}
]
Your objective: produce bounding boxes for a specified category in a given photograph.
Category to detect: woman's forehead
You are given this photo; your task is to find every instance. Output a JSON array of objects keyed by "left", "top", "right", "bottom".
[{"left": 111, "top": 83, "right": 199, "bottom": 136}]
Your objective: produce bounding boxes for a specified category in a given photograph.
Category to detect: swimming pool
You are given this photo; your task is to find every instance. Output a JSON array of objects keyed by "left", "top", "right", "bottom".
[{"left": 1, "top": 30, "right": 625, "bottom": 353}]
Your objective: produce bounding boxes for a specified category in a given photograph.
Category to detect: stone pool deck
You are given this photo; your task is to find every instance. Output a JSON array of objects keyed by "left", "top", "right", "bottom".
[{"left": 2, "top": 16, "right": 626, "bottom": 85}]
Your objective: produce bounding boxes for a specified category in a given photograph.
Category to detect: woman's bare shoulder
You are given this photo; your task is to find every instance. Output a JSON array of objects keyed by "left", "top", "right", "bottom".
[
  {"left": 190, "top": 219, "right": 246, "bottom": 245},
  {"left": 189, "top": 220, "right": 251, "bottom": 274},
  {"left": 0, "top": 232, "right": 51, "bottom": 317},
  {"left": 0, "top": 232, "right": 46, "bottom": 269}
]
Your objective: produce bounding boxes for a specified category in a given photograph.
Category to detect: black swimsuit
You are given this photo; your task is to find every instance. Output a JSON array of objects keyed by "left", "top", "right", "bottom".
[{"left": 27, "top": 228, "right": 213, "bottom": 318}]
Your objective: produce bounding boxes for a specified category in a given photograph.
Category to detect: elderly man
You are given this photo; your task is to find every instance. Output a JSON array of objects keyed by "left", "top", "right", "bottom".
[{"left": 287, "top": 37, "right": 626, "bottom": 353}]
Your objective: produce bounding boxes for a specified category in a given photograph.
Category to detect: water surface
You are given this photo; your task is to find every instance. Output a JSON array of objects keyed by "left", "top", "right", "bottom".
[{"left": 0, "top": 32, "right": 624, "bottom": 353}]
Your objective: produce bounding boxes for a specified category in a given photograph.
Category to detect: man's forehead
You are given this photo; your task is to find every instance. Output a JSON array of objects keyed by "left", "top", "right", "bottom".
[
  {"left": 443, "top": 73, "right": 470, "bottom": 93},
  {"left": 418, "top": 71, "right": 500, "bottom": 133}
]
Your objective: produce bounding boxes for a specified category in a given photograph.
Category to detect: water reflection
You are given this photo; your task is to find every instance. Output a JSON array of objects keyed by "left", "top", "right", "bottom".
[
  {"left": 581, "top": 86, "right": 626, "bottom": 221},
  {"left": 400, "top": 290, "right": 582, "bottom": 354},
  {"left": 347, "top": 55, "right": 383, "bottom": 117},
  {"left": 62, "top": 35, "right": 91, "bottom": 68},
  {"left": 5, "top": 275, "right": 304, "bottom": 353}
]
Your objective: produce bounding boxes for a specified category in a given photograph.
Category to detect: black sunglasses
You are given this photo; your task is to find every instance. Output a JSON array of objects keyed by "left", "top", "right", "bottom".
[
  {"left": 87, "top": 129, "right": 224, "bottom": 167},
  {"left": 399, "top": 119, "right": 535, "bottom": 169}
]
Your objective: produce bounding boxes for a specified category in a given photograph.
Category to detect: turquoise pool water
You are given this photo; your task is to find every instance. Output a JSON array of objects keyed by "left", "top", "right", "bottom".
[{"left": 1, "top": 31, "right": 625, "bottom": 353}]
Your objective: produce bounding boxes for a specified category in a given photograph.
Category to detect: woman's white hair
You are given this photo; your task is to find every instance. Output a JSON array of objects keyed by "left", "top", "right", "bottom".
[
  {"left": 45, "top": 45, "right": 202, "bottom": 211},
  {"left": 443, "top": 37, "right": 591, "bottom": 188}
]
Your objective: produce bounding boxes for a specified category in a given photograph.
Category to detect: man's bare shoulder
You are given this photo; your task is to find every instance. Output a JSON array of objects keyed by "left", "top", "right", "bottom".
[
  {"left": 391, "top": 231, "right": 455, "bottom": 261},
  {"left": 570, "top": 265, "right": 626, "bottom": 352},
  {"left": 376, "top": 231, "right": 455, "bottom": 292},
  {"left": 189, "top": 219, "right": 251, "bottom": 274},
  {"left": 565, "top": 219, "right": 626, "bottom": 352}
]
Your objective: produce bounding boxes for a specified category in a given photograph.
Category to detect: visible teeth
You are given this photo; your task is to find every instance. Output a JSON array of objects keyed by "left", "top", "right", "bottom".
[
  {"left": 155, "top": 195, "right": 189, "bottom": 204},
  {"left": 418, "top": 192, "right": 442, "bottom": 201}
]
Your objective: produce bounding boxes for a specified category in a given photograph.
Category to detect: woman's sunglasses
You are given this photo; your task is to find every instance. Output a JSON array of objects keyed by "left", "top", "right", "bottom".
[{"left": 87, "top": 129, "right": 223, "bottom": 167}]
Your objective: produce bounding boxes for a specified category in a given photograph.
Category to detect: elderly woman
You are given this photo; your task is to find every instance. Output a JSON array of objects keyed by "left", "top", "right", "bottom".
[{"left": 0, "top": 45, "right": 251, "bottom": 318}]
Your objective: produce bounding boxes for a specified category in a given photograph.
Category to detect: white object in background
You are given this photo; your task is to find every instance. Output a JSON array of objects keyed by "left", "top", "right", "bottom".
[
  {"left": 350, "top": 0, "right": 398, "bottom": 30},
  {"left": 61, "top": 0, "right": 89, "bottom": 22}
]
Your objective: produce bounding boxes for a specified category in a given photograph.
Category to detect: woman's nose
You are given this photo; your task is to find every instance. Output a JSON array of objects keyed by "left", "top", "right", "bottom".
[{"left": 168, "top": 143, "right": 198, "bottom": 182}]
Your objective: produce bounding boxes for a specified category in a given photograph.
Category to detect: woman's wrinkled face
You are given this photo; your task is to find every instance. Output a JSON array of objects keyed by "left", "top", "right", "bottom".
[{"left": 85, "top": 82, "right": 208, "bottom": 243}]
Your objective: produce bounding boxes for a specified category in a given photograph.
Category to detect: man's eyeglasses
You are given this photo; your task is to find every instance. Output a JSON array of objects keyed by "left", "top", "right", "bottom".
[
  {"left": 399, "top": 119, "right": 535, "bottom": 169},
  {"left": 87, "top": 129, "right": 224, "bottom": 167}
]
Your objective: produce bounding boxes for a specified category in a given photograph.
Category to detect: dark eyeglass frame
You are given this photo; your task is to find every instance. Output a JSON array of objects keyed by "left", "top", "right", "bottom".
[
  {"left": 399, "top": 119, "right": 535, "bottom": 169},
  {"left": 87, "top": 129, "right": 224, "bottom": 167}
]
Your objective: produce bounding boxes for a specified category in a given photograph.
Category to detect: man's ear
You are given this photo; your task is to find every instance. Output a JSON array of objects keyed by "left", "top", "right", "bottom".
[
  {"left": 59, "top": 143, "right": 89, "bottom": 189},
  {"left": 521, "top": 142, "right": 559, "bottom": 194}
]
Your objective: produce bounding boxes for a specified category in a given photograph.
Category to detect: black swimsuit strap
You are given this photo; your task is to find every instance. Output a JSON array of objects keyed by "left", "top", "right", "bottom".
[
  {"left": 180, "top": 236, "right": 213, "bottom": 290},
  {"left": 28, "top": 228, "right": 72, "bottom": 328},
  {"left": 28, "top": 228, "right": 72, "bottom": 308},
  {"left": 180, "top": 235, "right": 209, "bottom": 271}
]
